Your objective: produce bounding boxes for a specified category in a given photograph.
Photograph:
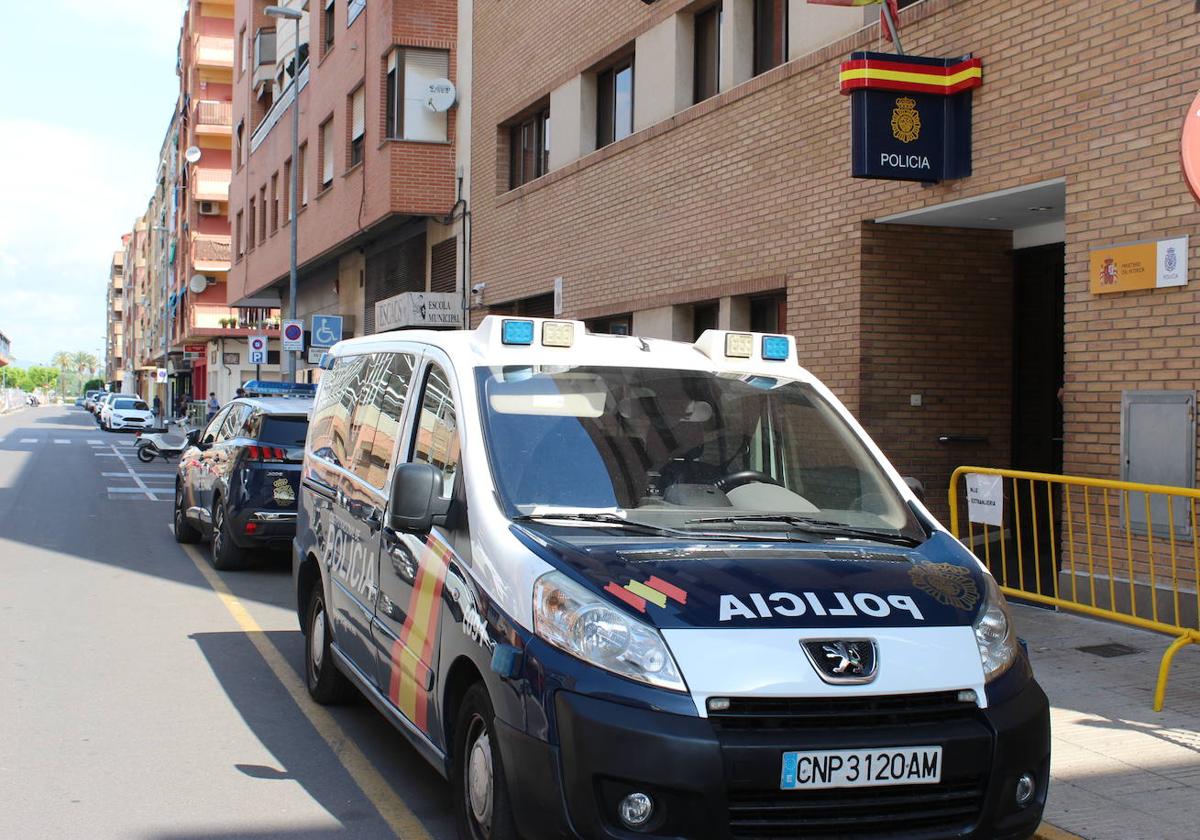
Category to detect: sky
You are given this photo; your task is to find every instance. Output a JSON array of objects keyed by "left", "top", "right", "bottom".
[{"left": 0, "top": 0, "right": 187, "bottom": 366}]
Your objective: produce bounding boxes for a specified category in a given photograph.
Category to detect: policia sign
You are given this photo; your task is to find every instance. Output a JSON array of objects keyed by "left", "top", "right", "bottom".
[{"left": 840, "top": 52, "right": 983, "bottom": 183}]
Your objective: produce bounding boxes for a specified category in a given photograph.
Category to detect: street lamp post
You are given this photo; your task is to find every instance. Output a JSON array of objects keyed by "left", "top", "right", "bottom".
[{"left": 266, "top": 5, "right": 303, "bottom": 384}]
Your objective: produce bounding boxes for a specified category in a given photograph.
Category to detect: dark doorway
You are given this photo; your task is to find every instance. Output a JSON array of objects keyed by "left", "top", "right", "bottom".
[{"left": 1004, "top": 243, "right": 1065, "bottom": 597}]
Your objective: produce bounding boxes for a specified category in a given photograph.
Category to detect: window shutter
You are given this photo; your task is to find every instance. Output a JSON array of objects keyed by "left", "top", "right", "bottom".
[
  {"left": 402, "top": 49, "right": 449, "bottom": 142},
  {"left": 324, "top": 0, "right": 335, "bottom": 9},
  {"left": 352, "top": 86, "right": 365, "bottom": 140},
  {"left": 322, "top": 121, "right": 334, "bottom": 183}
]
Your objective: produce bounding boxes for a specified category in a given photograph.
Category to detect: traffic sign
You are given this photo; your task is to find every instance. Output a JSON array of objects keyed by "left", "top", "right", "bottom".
[
  {"left": 155, "top": 368, "right": 168, "bottom": 383},
  {"left": 248, "top": 334, "right": 268, "bottom": 366},
  {"left": 311, "top": 314, "right": 343, "bottom": 347},
  {"left": 281, "top": 320, "right": 305, "bottom": 352}
]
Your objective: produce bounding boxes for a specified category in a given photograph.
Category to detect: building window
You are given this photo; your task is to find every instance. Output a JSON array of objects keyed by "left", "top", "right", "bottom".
[
  {"left": 259, "top": 185, "right": 267, "bottom": 243},
  {"left": 694, "top": 4, "right": 721, "bottom": 103},
  {"left": 509, "top": 105, "right": 550, "bottom": 189},
  {"left": 246, "top": 199, "right": 255, "bottom": 252},
  {"left": 386, "top": 48, "right": 451, "bottom": 142},
  {"left": 753, "top": 0, "right": 787, "bottom": 76},
  {"left": 270, "top": 173, "right": 279, "bottom": 233},
  {"left": 347, "top": 0, "right": 366, "bottom": 26},
  {"left": 323, "top": 0, "right": 335, "bottom": 54},
  {"left": 235, "top": 210, "right": 243, "bottom": 257},
  {"left": 320, "top": 120, "right": 334, "bottom": 188},
  {"left": 238, "top": 26, "right": 247, "bottom": 76},
  {"left": 587, "top": 314, "right": 631, "bottom": 335},
  {"left": 597, "top": 57, "right": 634, "bottom": 148},
  {"left": 235, "top": 120, "right": 245, "bottom": 170},
  {"left": 299, "top": 141, "right": 309, "bottom": 204},
  {"left": 750, "top": 293, "right": 786, "bottom": 333},
  {"left": 349, "top": 85, "right": 365, "bottom": 167},
  {"left": 282, "top": 158, "right": 292, "bottom": 220}
]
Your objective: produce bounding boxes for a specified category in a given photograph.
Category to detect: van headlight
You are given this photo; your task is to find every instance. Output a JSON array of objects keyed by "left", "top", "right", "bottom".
[
  {"left": 533, "top": 571, "right": 687, "bottom": 692},
  {"left": 974, "top": 574, "right": 1019, "bottom": 680}
]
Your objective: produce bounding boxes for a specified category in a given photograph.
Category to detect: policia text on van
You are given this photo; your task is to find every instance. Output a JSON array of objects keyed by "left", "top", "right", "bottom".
[{"left": 292, "top": 318, "right": 1049, "bottom": 840}]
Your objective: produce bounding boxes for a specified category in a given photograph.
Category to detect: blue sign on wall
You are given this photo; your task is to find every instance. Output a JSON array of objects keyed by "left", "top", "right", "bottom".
[
  {"left": 311, "top": 314, "right": 343, "bottom": 348},
  {"left": 841, "top": 52, "right": 982, "bottom": 183}
]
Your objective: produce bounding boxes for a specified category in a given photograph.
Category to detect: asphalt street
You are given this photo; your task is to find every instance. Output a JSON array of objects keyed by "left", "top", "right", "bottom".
[{"left": 0, "top": 405, "right": 455, "bottom": 839}]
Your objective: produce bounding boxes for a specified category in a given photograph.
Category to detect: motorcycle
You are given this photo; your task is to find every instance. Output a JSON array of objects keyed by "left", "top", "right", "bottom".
[{"left": 135, "top": 424, "right": 190, "bottom": 463}]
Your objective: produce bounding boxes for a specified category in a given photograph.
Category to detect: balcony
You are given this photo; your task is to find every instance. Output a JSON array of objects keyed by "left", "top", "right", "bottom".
[
  {"left": 253, "top": 28, "right": 276, "bottom": 91},
  {"left": 191, "top": 233, "right": 232, "bottom": 273},
  {"left": 251, "top": 60, "right": 308, "bottom": 153},
  {"left": 193, "top": 167, "right": 230, "bottom": 202},
  {"left": 192, "top": 32, "right": 234, "bottom": 70},
  {"left": 174, "top": 297, "right": 281, "bottom": 344},
  {"left": 192, "top": 99, "right": 232, "bottom": 136}
]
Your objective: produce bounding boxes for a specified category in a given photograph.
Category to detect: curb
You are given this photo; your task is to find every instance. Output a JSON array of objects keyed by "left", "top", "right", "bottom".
[{"left": 1036, "top": 823, "right": 1087, "bottom": 840}]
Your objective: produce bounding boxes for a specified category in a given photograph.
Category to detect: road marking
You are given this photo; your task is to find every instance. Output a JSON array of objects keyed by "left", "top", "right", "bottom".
[
  {"left": 102, "top": 444, "right": 159, "bottom": 500},
  {"left": 176, "top": 535, "right": 433, "bottom": 840},
  {"left": 19, "top": 438, "right": 37, "bottom": 443},
  {"left": 54, "top": 439, "right": 70, "bottom": 444},
  {"left": 107, "top": 487, "right": 171, "bottom": 494},
  {"left": 88, "top": 439, "right": 103, "bottom": 445}
]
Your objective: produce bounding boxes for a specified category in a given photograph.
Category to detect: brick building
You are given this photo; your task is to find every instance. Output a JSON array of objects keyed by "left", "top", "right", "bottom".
[
  {"left": 105, "top": 246, "right": 127, "bottom": 391},
  {"left": 226, "top": 0, "right": 463, "bottom": 381},
  {"left": 470, "top": 0, "right": 1200, "bottom": 547}
]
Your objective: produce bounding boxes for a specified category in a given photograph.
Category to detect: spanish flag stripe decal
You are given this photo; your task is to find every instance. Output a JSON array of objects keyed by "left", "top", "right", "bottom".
[
  {"left": 625, "top": 579, "right": 669, "bottom": 608},
  {"left": 646, "top": 575, "right": 688, "bottom": 604},
  {"left": 605, "top": 581, "right": 647, "bottom": 612},
  {"left": 388, "top": 535, "right": 453, "bottom": 733},
  {"left": 839, "top": 57, "right": 982, "bottom": 96}
]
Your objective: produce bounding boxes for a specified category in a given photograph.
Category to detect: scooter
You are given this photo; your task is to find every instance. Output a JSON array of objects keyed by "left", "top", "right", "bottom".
[{"left": 135, "top": 423, "right": 190, "bottom": 463}]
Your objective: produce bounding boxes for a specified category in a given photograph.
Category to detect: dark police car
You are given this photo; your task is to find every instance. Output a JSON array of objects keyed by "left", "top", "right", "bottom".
[{"left": 174, "top": 396, "right": 312, "bottom": 569}]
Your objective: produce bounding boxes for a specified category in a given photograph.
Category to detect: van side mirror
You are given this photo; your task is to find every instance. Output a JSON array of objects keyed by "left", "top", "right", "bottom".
[
  {"left": 903, "top": 476, "right": 926, "bottom": 503},
  {"left": 389, "top": 462, "right": 452, "bottom": 533}
]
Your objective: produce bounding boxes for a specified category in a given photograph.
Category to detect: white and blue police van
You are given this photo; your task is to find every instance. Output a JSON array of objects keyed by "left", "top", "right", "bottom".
[{"left": 293, "top": 316, "right": 1049, "bottom": 840}]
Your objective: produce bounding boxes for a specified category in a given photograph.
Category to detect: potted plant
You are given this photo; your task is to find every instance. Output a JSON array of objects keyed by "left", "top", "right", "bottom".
[{"left": 218, "top": 317, "right": 230, "bottom": 328}]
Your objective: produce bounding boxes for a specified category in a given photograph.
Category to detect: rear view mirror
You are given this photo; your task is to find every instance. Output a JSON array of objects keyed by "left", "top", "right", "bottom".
[
  {"left": 185, "top": 430, "right": 201, "bottom": 447},
  {"left": 389, "top": 462, "right": 451, "bottom": 532},
  {"left": 903, "top": 476, "right": 926, "bottom": 503}
]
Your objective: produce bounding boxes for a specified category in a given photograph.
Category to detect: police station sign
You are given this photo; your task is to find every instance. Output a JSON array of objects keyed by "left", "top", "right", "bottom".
[{"left": 840, "top": 52, "right": 982, "bottom": 183}]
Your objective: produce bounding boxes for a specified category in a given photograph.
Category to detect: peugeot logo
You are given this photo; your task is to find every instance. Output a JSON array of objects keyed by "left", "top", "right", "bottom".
[{"left": 801, "top": 639, "right": 879, "bottom": 685}]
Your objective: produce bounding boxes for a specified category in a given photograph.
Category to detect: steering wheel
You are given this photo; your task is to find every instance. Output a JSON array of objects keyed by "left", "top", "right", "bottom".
[{"left": 716, "top": 469, "right": 782, "bottom": 492}]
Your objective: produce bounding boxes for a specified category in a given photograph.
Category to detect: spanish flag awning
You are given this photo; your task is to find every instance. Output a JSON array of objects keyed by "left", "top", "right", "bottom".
[{"left": 840, "top": 55, "right": 982, "bottom": 96}]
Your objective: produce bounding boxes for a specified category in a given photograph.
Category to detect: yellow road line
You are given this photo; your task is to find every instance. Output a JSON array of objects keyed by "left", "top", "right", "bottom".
[
  {"left": 1035, "top": 822, "right": 1088, "bottom": 840},
  {"left": 178, "top": 536, "right": 433, "bottom": 840}
]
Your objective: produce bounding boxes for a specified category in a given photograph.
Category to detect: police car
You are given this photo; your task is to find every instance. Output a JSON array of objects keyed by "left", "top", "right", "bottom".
[{"left": 294, "top": 317, "right": 1049, "bottom": 840}]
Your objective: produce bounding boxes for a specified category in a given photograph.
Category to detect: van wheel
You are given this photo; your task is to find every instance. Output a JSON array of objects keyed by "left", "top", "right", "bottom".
[
  {"left": 210, "top": 501, "right": 245, "bottom": 570},
  {"left": 174, "top": 484, "right": 200, "bottom": 544},
  {"left": 452, "top": 684, "right": 518, "bottom": 840},
  {"left": 304, "top": 585, "right": 353, "bottom": 704}
]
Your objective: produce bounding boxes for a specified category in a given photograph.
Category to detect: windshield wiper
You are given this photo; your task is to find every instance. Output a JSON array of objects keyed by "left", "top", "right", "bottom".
[
  {"left": 513, "top": 512, "right": 799, "bottom": 542},
  {"left": 684, "top": 514, "right": 922, "bottom": 547}
]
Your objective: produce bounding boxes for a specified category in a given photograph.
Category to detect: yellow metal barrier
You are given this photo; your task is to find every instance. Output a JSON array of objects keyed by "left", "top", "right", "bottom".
[{"left": 949, "top": 466, "right": 1200, "bottom": 711}]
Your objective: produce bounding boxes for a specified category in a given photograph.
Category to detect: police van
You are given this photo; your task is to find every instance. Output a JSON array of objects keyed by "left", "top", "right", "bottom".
[{"left": 293, "top": 317, "right": 1049, "bottom": 840}]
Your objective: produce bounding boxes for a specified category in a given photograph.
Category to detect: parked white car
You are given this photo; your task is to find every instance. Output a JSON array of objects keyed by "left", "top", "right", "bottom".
[{"left": 102, "top": 395, "right": 153, "bottom": 431}]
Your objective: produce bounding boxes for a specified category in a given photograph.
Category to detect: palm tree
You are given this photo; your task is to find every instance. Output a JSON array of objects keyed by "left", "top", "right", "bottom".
[
  {"left": 72, "top": 351, "right": 98, "bottom": 382},
  {"left": 50, "top": 351, "right": 71, "bottom": 398}
]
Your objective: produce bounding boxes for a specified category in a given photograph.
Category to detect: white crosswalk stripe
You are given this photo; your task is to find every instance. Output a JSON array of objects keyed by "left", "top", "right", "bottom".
[
  {"left": 19, "top": 438, "right": 37, "bottom": 443},
  {"left": 54, "top": 439, "right": 70, "bottom": 444}
]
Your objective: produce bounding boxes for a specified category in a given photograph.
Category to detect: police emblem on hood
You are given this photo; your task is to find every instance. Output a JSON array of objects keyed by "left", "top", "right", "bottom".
[
  {"left": 802, "top": 639, "right": 878, "bottom": 684},
  {"left": 908, "top": 561, "right": 979, "bottom": 610}
]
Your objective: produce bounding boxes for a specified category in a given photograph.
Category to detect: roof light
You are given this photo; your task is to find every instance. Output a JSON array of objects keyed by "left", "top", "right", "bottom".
[
  {"left": 501, "top": 319, "right": 535, "bottom": 345},
  {"left": 724, "top": 333, "right": 753, "bottom": 359},
  {"left": 541, "top": 320, "right": 575, "bottom": 348},
  {"left": 761, "top": 335, "right": 789, "bottom": 361}
]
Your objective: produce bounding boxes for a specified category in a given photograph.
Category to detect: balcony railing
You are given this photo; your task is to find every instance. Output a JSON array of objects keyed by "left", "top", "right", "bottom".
[
  {"left": 251, "top": 60, "right": 308, "bottom": 153},
  {"left": 193, "top": 99, "right": 232, "bottom": 129}
]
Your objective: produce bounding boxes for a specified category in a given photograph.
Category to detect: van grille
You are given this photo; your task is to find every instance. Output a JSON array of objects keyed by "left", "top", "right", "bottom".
[
  {"left": 728, "top": 780, "right": 984, "bottom": 838},
  {"left": 709, "top": 691, "right": 978, "bottom": 731}
]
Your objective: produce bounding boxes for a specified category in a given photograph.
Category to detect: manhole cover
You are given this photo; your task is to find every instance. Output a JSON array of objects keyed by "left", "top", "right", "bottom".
[{"left": 1076, "top": 643, "right": 1142, "bottom": 658}]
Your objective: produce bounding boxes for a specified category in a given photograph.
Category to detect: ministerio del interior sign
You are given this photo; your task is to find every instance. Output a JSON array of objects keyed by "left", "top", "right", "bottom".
[{"left": 840, "top": 52, "right": 982, "bottom": 183}]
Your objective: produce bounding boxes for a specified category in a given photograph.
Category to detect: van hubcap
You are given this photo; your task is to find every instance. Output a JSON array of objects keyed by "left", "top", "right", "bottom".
[
  {"left": 466, "top": 721, "right": 493, "bottom": 833},
  {"left": 310, "top": 604, "right": 325, "bottom": 673}
]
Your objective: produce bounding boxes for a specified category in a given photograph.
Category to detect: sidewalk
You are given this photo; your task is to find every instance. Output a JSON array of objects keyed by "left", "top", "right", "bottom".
[{"left": 1014, "top": 603, "right": 1200, "bottom": 840}]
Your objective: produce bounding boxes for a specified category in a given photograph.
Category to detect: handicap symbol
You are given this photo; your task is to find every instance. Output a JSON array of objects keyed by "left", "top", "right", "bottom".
[{"left": 315, "top": 321, "right": 337, "bottom": 345}]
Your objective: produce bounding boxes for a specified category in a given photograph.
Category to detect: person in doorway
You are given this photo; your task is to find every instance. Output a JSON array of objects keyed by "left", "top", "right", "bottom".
[
  {"left": 152, "top": 395, "right": 162, "bottom": 421},
  {"left": 206, "top": 392, "right": 219, "bottom": 421},
  {"left": 174, "top": 393, "right": 187, "bottom": 421}
]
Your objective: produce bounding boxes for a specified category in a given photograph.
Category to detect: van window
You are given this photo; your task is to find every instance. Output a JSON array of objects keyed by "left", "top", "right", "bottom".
[
  {"left": 310, "top": 355, "right": 367, "bottom": 467},
  {"left": 477, "top": 365, "right": 922, "bottom": 536},
  {"left": 202, "top": 406, "right": 232, "bottom": 445},
  {"left": 350, "top": 353, "right": 416, "bottom": 488},
  {"left": 411, "top": 363, "right": 460, "bottom": 499},
  {"left": 218, "top": 405, "right": 251, "bottom": 441}
]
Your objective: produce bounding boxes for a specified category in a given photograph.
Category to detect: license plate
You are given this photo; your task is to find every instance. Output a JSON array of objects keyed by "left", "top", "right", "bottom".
[{"left": 780, "top": 746, "right": 942, "bottom": 790}]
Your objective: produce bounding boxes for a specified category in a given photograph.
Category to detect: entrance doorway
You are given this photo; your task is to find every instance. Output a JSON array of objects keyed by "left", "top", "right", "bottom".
[{"left": 1007, "top": 243, "right": 1065, "bottom": 596}]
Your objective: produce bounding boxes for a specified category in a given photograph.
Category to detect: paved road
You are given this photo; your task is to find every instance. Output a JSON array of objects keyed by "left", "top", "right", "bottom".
[{"left": 0, "top": 405, "right": 455, "bottom": 839}]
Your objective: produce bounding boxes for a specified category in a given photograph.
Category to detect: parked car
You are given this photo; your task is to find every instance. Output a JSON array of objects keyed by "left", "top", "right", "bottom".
[
  {"left": 292, "top": 318, "right": 1050, "bottom": 840},
  {"left": 102, "top": 395, "right": 154, "bottom": 432},
  {"left": 173, "top": 397, "right": 311, "bottom": 570},
  {"left": 84, "top": 390, "right": 105, "bottom": 412},
  {"left": 93, "top": 392, "right": 117, "bottom": 421},
  {"left": 74, "top": 396, "right": 86, "bottom": 407}
]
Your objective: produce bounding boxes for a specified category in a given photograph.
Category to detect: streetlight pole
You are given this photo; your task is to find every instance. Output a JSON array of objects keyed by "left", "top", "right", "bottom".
[{"left": 266, "top": 5, "right": 303, "bottom": 383}]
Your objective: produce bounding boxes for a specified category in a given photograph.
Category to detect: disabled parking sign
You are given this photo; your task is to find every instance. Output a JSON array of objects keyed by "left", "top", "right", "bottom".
[{"left": 311, "top": 314, "right": 343, "bottom": 348}]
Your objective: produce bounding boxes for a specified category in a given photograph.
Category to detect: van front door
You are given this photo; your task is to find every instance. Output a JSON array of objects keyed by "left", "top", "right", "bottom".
[{"left": 374, "top": 360, "right": 461, "bottom": 737}]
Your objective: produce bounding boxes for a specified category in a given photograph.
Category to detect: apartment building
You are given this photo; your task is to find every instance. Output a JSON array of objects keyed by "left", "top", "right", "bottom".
[
  {"left": 105, "top": 247, "right": 127, "bottom": 391},
  {"left": 0, "top": 330, "right": 10, "bottom": 369},
  {"left": 472, "top": 0, "right": 1200, "bottom": 535},
  {"left": 226, "top": 0, "right": 462, "bottom": 380}
]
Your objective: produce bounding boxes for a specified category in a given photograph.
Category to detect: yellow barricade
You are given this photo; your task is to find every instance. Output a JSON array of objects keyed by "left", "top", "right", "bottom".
[{"left": 949, "top": 466, "right": 1200, "bottom": 711}]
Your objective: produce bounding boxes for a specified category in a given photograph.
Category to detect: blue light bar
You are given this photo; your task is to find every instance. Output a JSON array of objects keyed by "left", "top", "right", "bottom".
[
  {"left": 501, "top": 319, "right": 535, "bottom": 345},
  {"left": 761, "top": 335, "right": 789, "bottom": 361}
]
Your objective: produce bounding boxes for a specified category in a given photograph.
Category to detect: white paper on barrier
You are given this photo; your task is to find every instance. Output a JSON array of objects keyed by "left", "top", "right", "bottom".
[{"left": 965, "top": 473, "right": 1003, "bottom": 527}]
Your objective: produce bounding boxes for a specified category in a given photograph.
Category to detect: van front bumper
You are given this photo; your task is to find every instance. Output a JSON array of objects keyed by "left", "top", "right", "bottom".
[{"left": 496, "top": 679, "right": 1049, "bottom": 840}]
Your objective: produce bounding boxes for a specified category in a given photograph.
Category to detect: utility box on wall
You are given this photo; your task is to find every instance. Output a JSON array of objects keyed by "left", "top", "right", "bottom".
[{"left": 1121, "top": 390, "right": 1195, "bottom": 537}]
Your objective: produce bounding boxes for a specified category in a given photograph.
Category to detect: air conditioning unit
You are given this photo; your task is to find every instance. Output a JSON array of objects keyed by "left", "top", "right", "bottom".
[{"left": 198, "top": 201, "right": 220, "bottom": 216}]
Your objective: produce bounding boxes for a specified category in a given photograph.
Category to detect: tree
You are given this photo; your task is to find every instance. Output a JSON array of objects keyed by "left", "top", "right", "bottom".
[
  {"left": 83, "top": 378, "right": 105, "bottom": 392},
  {"left": 72, "top": 351, "right": 98, "bottom": 382}
]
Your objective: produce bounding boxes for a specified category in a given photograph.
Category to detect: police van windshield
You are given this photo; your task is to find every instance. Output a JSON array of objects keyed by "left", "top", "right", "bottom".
[{"left": 477, "top": 365, "right": 923, "bottom": 538}]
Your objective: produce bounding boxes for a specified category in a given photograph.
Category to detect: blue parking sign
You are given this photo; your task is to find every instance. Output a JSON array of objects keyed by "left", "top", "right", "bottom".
[{"left": 311, "top": 314, "right": 343, "bottom": 348}]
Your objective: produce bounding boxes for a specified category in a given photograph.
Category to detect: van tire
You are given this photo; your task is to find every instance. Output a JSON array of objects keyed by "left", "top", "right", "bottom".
[
  {"left": 304, "top": 585, "right": 354, "bottom": 704},
  {"left": 174, "top": 484, "right": 200, "bottom": 544},
  {"left": 210, "top": 501, "right": 245, "bottom": 570},
  {"left": 452, "top": 684, "right": 518, "bottom": 840}
]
